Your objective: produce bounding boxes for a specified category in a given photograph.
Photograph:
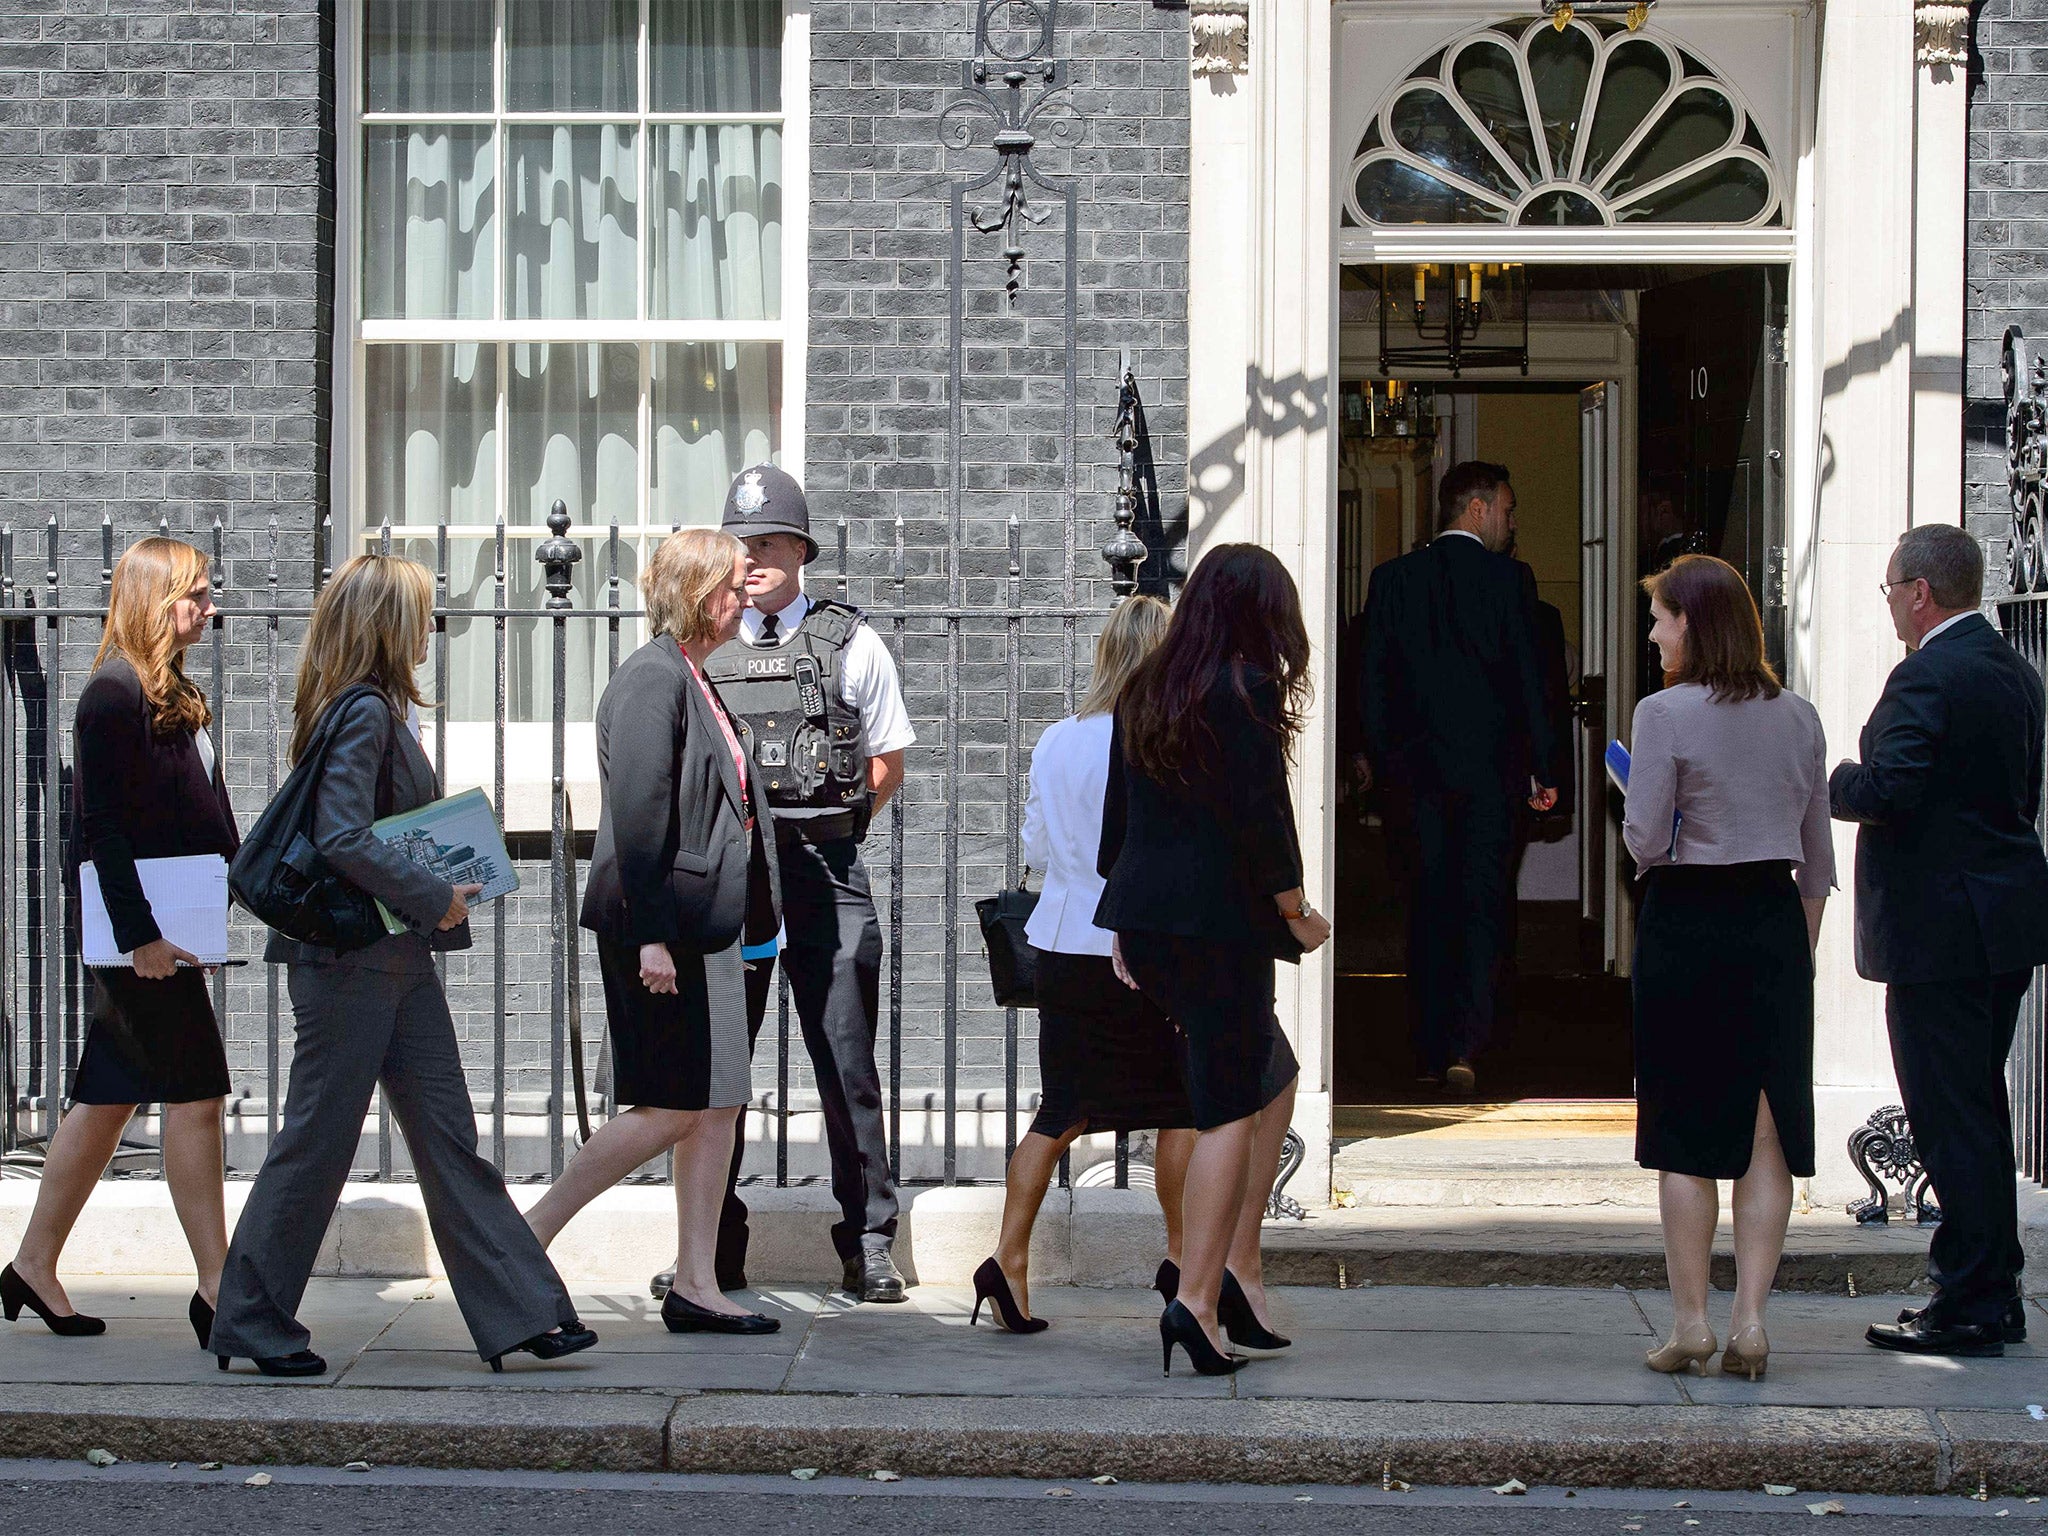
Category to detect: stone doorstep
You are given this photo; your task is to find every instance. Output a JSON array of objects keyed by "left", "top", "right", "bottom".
[
  {"left": 0, "top": 1181, "right": 1958, "bottom": 1292},
  {"left": 0, "top": 1386, "right": 2035, "bottom": 1494}
]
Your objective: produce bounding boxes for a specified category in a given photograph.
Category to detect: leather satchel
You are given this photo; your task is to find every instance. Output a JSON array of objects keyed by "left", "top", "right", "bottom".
[
  {"left": 975, "top": 880, "right": 1041, "bottom": 1009},
  {"left": 228, "top": 683, "right": 395, "bottom": 951}
]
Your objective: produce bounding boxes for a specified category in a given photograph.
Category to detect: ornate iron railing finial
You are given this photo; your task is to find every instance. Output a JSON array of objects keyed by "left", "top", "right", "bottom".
[{"left": 535, "top": 500, "right": 582, "bottom": 611}]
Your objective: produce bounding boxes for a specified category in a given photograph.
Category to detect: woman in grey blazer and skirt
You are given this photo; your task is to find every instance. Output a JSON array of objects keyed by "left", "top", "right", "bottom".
[
  {"left": 209, "top": 555, "right": 595, "bottom": 1378},
  {"left": 523, "top": 527, "right": 783, "bottom": 1336},
  {"left": 1625, "top": 555, "right": 1833, "bottom": 1384}
]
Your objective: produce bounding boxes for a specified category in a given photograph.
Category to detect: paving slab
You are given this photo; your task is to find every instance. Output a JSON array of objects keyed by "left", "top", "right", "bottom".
[
  {"left": 368, "top": 1283, "right": 833, "bottom": 1354},
  {"left": 338, "top": 1347, "right": 789, "bottom": 1393},
  {"left": 1261, "top": 1282, "right": 1651, "bottom": 1335},
  {"left": 1938, "top": 1410, "right": 2048, "bottom": 1495},
  {"left": 1235, "top": 1322, "right": 1691, "bottom": 1405}
]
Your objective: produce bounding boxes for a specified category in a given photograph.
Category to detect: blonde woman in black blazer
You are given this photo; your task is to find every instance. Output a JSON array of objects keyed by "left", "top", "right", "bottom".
[
  {"left": 525, "top": 527, "right": 783, "bottom": 1336},
  {"left": 4, "top": 539, "right": 234, "bottom": 1343}
]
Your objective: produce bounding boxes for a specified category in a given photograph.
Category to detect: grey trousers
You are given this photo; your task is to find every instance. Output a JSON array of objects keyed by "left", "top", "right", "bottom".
[{"left": 209, "top": 950, "right": 576, "bottom": 1363}]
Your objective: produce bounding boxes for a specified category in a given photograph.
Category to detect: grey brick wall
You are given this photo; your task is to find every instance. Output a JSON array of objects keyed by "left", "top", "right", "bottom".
[
  {"left": 0, "top": 0, "right": 1191, "bottom": 1180},
  {"left": 1967, "top": 0, "right": 2048, "bottom": 586},
  {"left": 804, "top": 0, "right": 1190, "bottom": 1106}
]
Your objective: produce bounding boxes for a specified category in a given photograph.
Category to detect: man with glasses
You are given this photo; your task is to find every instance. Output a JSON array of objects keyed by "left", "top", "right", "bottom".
[{"left": 1832, "top": 523, "right": 2048, "bottom": 1355}]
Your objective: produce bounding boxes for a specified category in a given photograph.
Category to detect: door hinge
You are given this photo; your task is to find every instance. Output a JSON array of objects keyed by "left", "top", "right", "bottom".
[{"left": 1764, "top": 545, "right": 1788, "bottom": 609}]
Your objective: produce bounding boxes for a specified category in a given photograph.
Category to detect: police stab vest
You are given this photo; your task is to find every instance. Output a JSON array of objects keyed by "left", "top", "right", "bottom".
[{"left": 704, "top": 599, "right": 872, "bottom": 835}]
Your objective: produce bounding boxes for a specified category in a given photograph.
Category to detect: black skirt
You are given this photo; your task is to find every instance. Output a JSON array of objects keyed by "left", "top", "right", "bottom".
[
  {"left": 596, "top": 934, "right": 752, "bottom": 1112},
  {"left": 71, "top": 966, "right": 231, "bottom": 1106},
  {"left": 1119, "top": 934, "right": 1299, "bottom": 1131},
  {"left": 1029, "top": 949, "right": 1194, "bottom": 1138},
  {"left": 1632, "top": 861, "right": 1815, "bottom": 1179}
]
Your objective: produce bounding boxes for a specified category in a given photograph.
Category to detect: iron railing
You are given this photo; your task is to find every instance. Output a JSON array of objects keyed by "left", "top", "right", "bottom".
[
  {"left": 0, "top": 500, "right": 1140, "bottom": 1192},
  {"left": 1999, "top": 591, "right": 2048, "bottom": 1184}
]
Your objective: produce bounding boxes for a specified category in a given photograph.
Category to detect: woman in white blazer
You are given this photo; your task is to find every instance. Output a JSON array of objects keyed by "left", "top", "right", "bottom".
[{"left": 972, "top": 596, "right": 1196, "bottom": 1333}]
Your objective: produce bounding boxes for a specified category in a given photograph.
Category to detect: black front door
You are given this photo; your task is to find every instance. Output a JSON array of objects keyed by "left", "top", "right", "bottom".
[{"left": 1636, "top": 266, "right": 1788, "bottom": 691}]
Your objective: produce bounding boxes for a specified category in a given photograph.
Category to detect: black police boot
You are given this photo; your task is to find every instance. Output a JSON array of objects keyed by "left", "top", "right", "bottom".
[{"left": 843, "top": 1247, "right": 907, "bottom": 1303}]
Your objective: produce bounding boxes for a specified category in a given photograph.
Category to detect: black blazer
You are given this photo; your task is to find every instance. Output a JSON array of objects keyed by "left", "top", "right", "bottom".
[
  {"left": 264, "top": 691, "right": 470, "bottom": 967},
  {"left": 1361, "top": 534, "right": 1557, "bottom": 796},
  {"left": 1094, "top": 669, "right": 1305, "bottom": 958},
  {"left": 580, "top": 637, "right": 782, "bottom": 954},
  {"left": 1829, "top": 612, "right": 2048, "bottom": 985},
  {"left": 70, "top": 654, "right": 240, "bottom": 954}
]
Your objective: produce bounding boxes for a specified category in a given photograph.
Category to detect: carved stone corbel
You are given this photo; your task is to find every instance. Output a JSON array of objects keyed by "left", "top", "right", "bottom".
[
  {"left": 1915, "top": 1, "right": 1970, "bottom": 67},
  {"left": 1189, "top": 0, "right": 1249, "bottom": 77}
]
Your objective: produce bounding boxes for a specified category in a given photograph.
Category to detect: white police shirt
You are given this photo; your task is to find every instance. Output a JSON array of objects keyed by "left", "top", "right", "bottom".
[{"left": 739, "top": 592, "right": 917, "bottom": 758}]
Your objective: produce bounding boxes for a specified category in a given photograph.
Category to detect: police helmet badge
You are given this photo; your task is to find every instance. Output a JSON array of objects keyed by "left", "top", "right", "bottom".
[{"left": 734, "top": 471, "right": 767, "bottom": 516}]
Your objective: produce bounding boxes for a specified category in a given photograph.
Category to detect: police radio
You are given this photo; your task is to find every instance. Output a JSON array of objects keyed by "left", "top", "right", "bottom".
[{"left": 793, "top": 655, "right": 829, "bottom": 722}]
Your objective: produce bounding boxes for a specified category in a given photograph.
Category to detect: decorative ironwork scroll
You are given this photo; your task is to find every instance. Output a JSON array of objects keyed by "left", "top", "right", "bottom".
[
  {"left": 938, "top": 0, "right": 1078, "bottom": 301},
  {"left": 1845, "top": 1105, "right": 1941, "bottom": 1227},
  {"left": 2006, "top": 327, "right": 2047, "bottom": 596},
  {"left": 1267, "top": 1128, "right": 1309, "bottom": 1221}
]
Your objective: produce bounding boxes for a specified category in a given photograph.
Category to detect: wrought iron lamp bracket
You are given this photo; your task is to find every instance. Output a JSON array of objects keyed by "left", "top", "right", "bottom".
[{"left": 1102, "top": 354, "right": 1150, "bottom": 598}]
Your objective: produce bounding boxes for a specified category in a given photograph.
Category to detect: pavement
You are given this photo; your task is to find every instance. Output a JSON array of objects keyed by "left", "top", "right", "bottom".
[{"left": 2, "top": 1275, "right": 2044, "bottom": 1494}]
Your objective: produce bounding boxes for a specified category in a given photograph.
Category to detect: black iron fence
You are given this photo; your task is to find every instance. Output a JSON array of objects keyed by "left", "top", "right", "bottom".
[
  {"left": 1999, "top": 592, "right": 2048, "bottom": 1184},
  {"left": 0, "top": 497, "right": 1144, "bottom": 1192}
]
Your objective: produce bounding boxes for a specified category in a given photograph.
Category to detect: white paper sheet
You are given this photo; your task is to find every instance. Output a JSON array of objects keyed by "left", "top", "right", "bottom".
[{"left": 79, "top": 853, "right": 231, "bottom": 967}]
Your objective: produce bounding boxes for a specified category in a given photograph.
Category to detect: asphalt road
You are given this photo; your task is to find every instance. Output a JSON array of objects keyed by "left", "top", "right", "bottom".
[{"left": 3, "top": 1463, "right": 2043, "bottom": 1535}]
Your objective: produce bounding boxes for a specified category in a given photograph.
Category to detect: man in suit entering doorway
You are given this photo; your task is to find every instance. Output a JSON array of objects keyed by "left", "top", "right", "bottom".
[
  {"left": 1832, "top": 523, "right": 2048, "bottom": 1356},
  {"left": 1360, "top": 461, "right": 1559, "bottom": 1097}
]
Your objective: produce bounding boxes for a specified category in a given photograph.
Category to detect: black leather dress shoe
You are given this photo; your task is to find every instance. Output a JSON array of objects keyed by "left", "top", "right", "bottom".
[
  {"left": 1865, "top": 1317, "right": 2004, "bottom": 1356},
  {"left": 1897, "top": 1295, "right": 2028, "bottom": 1342},
  {"left": 843, "top": 1248, "right": 907, "bottom": 1303}
]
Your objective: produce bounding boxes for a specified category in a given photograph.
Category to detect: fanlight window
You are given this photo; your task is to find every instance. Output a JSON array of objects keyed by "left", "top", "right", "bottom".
[{"left": 1346, "top": 18, "right": 1782, "bottom": 229}]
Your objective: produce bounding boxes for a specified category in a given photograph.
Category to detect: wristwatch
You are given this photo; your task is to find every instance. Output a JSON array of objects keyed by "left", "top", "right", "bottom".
[{"left": 1285, "top": 898, "right": 1315, "bottom": 922}]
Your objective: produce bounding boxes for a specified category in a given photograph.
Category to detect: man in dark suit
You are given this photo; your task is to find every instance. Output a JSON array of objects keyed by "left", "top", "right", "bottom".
[
  {"left": 1831, "top": 523, "right": 2048, "bottom": 1357},
  {"left": 1362, "top": 461, "right": 1558, "bottom": 1096}
]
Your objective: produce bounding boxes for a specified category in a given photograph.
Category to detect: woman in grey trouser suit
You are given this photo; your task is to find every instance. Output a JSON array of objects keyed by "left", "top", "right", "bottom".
[{"left": 209, "top": 555, "right": 596, "bottom": 1377}]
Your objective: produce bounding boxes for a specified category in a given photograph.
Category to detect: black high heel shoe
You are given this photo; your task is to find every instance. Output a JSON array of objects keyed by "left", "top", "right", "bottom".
[
  {"left": 218, "top": 1349, "right": 327, "bottom": 1377},
  {"left": 1, "top": 1264, "right": 105, "bottom": 1337},
  {"left": 489, "top": 1320, "right": 600, "bottom": 1371},
  {"left": 189, "top": 1292, "right": 214, "bottom": 1350},
  {"left": 970, "top": 1257, "right": 1048, "bottom": 1334},
  {"left": 1152, "top": 1258, "right": 1179, "bottom": 1305},
  {"left": 1219, "top": 1269, "right": 1291, "bottom": 1352},
  {"left": 1159, "top": 1299, "right": 1241, "bottom": 1377}
]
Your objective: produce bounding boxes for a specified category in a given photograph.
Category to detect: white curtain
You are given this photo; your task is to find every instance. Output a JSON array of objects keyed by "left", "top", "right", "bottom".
[
  {"left": 651, "top": 342, "right": 781, "bottom": 529},
  {"left": 365, "top": 0, "right": 492, "bottom": 112},
  {"left": 651, "top": 124, "right": 781, "bottom": 321},
  {"left": 507, "top": 125, "right": 639, "bottom": 320},
  {"left": 507, "top": 0, "right": 637, "bottom": 112},
  {"left": 652, "top": 0, "right": 781, "bottom": 112},
  {"left": 364, "top": 126, "right": 495, "bottom": 320},
  {"left": 365, "top": 344, "right": 497, "bottom": 530}
]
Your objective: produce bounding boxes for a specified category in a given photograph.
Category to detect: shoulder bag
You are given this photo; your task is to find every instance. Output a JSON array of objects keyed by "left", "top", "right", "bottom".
[
  {"left": 228, "top": 684, "right": 396, "bottom": 951},
  {"left": 975, "top": 871, "right": 1040, "bottom": 1009}
]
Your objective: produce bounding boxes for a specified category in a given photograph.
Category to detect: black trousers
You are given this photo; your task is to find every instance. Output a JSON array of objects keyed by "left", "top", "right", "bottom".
[
  {"left": 1886, "top": 969, "right": 2030, "bottom": 1328},
  {"left": 1384, "top": 780, "right": 1518, "bottom": 1074},
  {"left": 718, "top": 829, "right": 897, "bottom": 1273}
]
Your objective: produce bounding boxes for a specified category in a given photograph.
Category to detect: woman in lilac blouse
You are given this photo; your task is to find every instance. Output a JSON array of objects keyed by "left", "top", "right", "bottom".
[{"left": 1625, "top": 555, "right": 1834, "bottom": 1386}]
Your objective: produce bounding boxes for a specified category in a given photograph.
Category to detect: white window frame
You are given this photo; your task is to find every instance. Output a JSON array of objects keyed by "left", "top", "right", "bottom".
[{"left": 333, "top": 0, "right": 808, "bottom": 827}]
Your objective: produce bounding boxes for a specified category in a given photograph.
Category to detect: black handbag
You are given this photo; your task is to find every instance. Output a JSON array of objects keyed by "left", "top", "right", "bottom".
[
  {"left": 975, "top": 880, "right": 1041, "bottom": 1009},
  {"left": 228, "top": 683, "right": 395, "bottom": 951}
]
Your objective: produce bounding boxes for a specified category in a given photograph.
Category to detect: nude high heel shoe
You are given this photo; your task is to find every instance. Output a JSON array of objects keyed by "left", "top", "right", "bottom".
[
  {"left": 1645, "top": 1325, "right": 1718, "bottom": 1375},
  {"left": 1720, "top": 1324, "right": 1769, "bottom": 1381}
]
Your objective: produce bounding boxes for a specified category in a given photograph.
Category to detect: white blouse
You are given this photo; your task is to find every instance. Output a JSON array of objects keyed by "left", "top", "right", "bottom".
[{"left": 1019, "top": 712, "right": 1117, "bottom": 957}]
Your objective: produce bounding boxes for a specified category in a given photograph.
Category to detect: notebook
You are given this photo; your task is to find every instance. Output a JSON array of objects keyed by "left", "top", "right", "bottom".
[
  {"left": 80, "top": 853, "right": 232, "bottom": 967},
  {"left": 371, "top": 786, "right": 520, "bottom": 935}
]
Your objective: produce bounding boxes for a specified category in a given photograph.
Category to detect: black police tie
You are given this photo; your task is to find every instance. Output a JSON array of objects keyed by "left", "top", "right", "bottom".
[{"left": 758, "top": 613, "right": 780, "bottom": 646}]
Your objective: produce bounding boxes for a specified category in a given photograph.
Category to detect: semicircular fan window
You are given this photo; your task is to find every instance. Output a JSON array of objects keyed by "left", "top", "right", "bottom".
[{"left": 1346, "top": 17, "right": 1782, "bottom": 229}]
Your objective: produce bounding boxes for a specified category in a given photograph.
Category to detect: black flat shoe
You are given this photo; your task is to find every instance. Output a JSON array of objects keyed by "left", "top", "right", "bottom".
[
  {"left": 1897, "top": 1295, "right": 2028, "bottom": 1342},
  {"left": 843, "top": 1248, "right": 907, "bottom": 1303},
  {"left": 1160, "top": 1299, "right": 1241, "bottom": 1377},
  {"left": 189, "top": 1292, "right": 214, "bottom": 1350},
  {"left": 218, "top": 1349, "right": 326, "bottom": 1377},
  {"left": 1219, "top": 1268, "right": 1291, "bottom": 1352},
  {"left": 1865, "top": 1317, "right": 2003, "bottom": 1357},
  {"left": 489, "top": 1321, "right": 600, "bottom": 1371},
  {"left": 661, "top": 1291, "right": 779, "bottom": 1335},
  {"left": 970, "top": 1257, "right": 1048, "bottom": 1334},
  {"left": 1, "top": 1264, "right": 105, "bottom": 1337},
  {"left": 1152, "top": 1258, "right": 1179, "bottom": 1305}
]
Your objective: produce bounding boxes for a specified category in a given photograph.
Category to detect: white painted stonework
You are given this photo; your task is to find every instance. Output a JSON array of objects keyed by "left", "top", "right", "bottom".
[{"left": 1186, "top": 0, "right": 1973, "bottom": 1205}]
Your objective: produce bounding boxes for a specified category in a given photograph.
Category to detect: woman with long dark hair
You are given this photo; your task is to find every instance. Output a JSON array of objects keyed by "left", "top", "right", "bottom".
[
  {"left": 1096, "top": 545, "right": 1330, "bottom": 1376},
  {"left": 4, "top": 539, "right": 234, "bottom": 1341},
  {"left": 1626, "top": 554, "right": 1832, "bottom": 1383}
]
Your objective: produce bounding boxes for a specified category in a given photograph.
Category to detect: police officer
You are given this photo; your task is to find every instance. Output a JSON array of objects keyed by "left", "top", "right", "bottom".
[{"left": 706, "top": 464, "right": 914, "bottom": 1303}]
